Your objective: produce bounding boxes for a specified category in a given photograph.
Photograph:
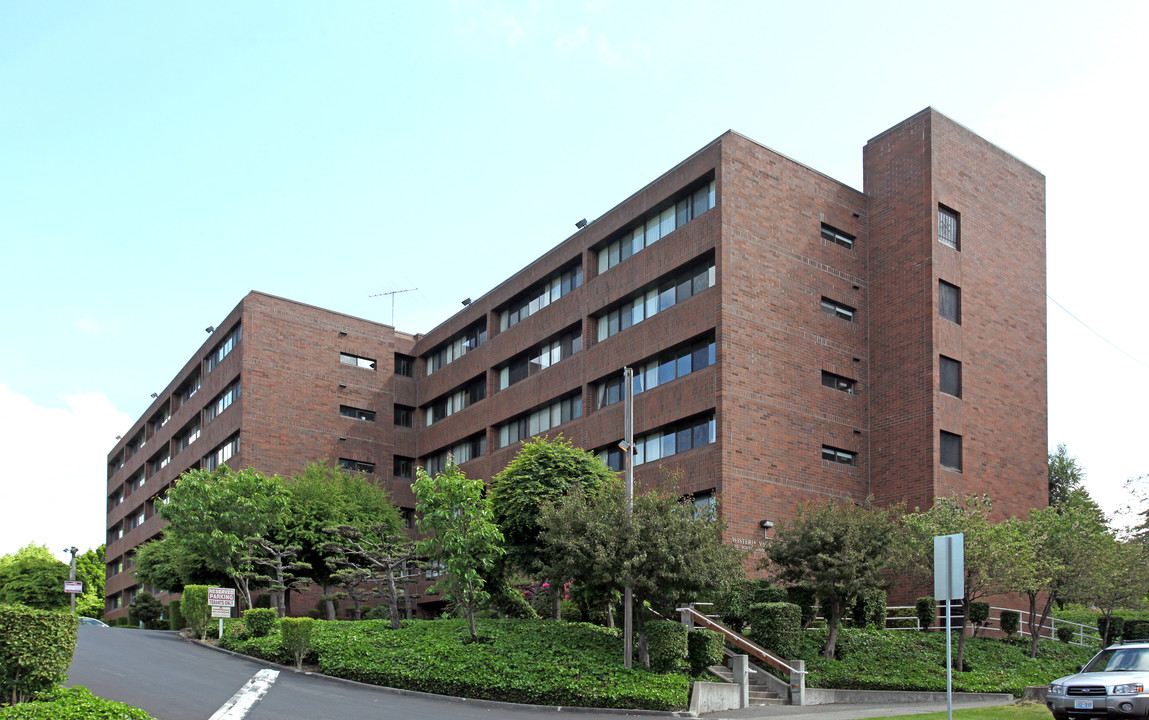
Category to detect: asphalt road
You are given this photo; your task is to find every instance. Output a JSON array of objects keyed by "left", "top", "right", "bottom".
[{"left": 66, "top": 626, "right": 676, "bottom": 720}]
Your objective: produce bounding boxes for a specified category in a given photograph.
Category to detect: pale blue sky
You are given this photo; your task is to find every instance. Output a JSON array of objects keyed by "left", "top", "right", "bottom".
[{"left": 2, "top": 1, "right": 1146, "bottom": 560}]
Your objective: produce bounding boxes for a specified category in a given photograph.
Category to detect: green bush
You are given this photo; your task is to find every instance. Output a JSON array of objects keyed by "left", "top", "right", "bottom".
[
  {"left": 715, "top": 579, "right": 752, "bottom": 631},
  {"left": 1099, "top": 616, "right": 1124, "bottom": 645},
  {"left": 253, "top": 593, "right": 271, "bottom": 609},
  {"left": 748, "top": 602, "right": 801, "bottom": 661},
  {"left": 999, "top": 610, "right": 1020, "bottom": 637},
  {"left": 644, "top": 620, "right": 687, "bottom": 673},
  {"left": 1122, "top": 619, "right": 1149, "bottom": 641},
  {"left": 243, "top": 608, "right": 278, "bottom": 638},
  {"left": 915, "top": 597, "right": 935, "bottom": 632},
  {"left": 129, "top": 592, "right": 165, "bottom": 630},
  {"left": 687, "top": 629, "right": 724, "bottom": 676},
  {"left": 0, "top": 685, "right": 157, "bottom": 719},
  {"left": 786, "top": 586, "right": 817, "bottom": 628},
  {"left": 167, "top": 601, "right": 184, "bottom": 632},
  {"left": 559, "top": 600, "right": 582, "bottom": 622},
  {"left": 1056, "top": 626, "right": 1074, "bottom": 643},
  {"left": 282, "top": 617, "right": 315, "bottom": 670},
  {"left": 969, "top": 601, "right": 989, "bottom": 626},
  {"left": 0, "top": 605, "right": 79, "bottom": 705},
  {"left": 180, "top": 585, "right": 211, "bottom": 640},
  {"left": 756, "top": 586, "right": 789, "bottom": 605},
  {"left": 851, "top": 589, "right": 887, "bottom": 629}
]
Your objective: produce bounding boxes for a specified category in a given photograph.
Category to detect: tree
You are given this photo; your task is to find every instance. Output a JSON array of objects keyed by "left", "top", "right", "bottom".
[
  {"left": 902, "top": 494, "right": 1028, "bottom": 672},
  {"left": 1048, "top": 443, "right": 1086, "bottom": 508},
  {"left": 133, "top": 536, "right": 224, "bottom": 594},
  {"left": 129, "top": 591, "right": 165, "bottom": 629},
  {"left": 540, "top": 474, "right": 745, "bottom": 666},
  {"left": 1085, "top": 536, "right": 1149, "bottom": 641},
  {"left": 283, "top": 461, "right": 404, "bottom": 621},
  {"left": 490, "top": 437, "right": 615, "bottom": 619},
  {"left": 74, "top": 545, "right": 106, "bottom": 618},
  {"left": 761, "top": 497, "right": 903, "bottom": 659},
  {"left": 323, "top": 523, "right": 420, "bottom": 627},
  {"left": 241, "top": 538, "right": 311, "bottom": 618},
  {"left": 158, "top": 466, "right": 290, "bottom": 610},
  {"left": 413, "top": 461, "right": 504, "bottom": 642},
  {"left": 0, "top": 545, "right": 70, "bottom": 610}
]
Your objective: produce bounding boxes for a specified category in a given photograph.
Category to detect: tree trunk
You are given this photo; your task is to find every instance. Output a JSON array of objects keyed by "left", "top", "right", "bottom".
[
  {"left": 638, "top": 627, "right": 650, "bottom": 668},
  {"left": 605, "top": 602, "right": 615, "bottom": 628},
  {"left": 1028, "top": 593, "right": 1056, "bottom": 658},
  {"left": 552, "top": 590, "right": 561, "bottom": 621},
  {"left": 322, "top": 583, "right": 336, "bottom": 621},
  {"left": 823, "top": 596, "right": 846, "bottom": 659},
  {"left": 386, "top": 568, "right": 402, "bottom": 630},
  {"left": 955, "top": 622, "right": 968, "bottom": 672}
]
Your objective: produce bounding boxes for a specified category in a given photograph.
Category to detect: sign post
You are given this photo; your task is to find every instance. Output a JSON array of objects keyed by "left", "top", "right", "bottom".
[
  {"left": 934, "top": 534, "right": 964, "bottom": 720},
  {"left": 207, "top": 587, "right": 236, "bottom": 639}
]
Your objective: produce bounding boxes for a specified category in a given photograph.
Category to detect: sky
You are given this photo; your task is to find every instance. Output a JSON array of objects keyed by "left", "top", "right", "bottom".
[{"left": 2, "top": 1, "right": 1147, "bottom": 562}]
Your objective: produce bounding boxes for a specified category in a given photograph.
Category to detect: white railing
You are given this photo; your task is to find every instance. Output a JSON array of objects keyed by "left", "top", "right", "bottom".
[{"left": 883, "top": 605, "right": 1100, "bottom": 647}]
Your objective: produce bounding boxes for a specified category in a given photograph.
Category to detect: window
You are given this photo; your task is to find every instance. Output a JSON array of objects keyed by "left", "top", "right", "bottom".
[
  {"left": 596, "top": 259, "right": 715, "bottom": 342},
  {"left": 940, "top": 431, "right": 962, "bottom": 471},
  {"left": 203, "top": 433, "right": 240, "bottom": 471},
  {"left": 340, "top": 405, "right": 376, "bottom": 422},
  {"left": 126, "top": 432, "right": 144, "bottom": 458},
  {"left": 394, "top": 354, "right": 414, "bottom": 377},
  {"left": 338, "top": 458, "right": 375, "bottom": 474},
  {"left": 401, "top": 508, "right": 415, "bottom": 530},
  {"left": 497, "top": 393, "right": 583, "bottom": 448},
  {"left": 598, "top": 336, "right": 716, "bottom": 408},
  {"left": 340, "top": 352, "right": 376, "bottom": 370},
  {"left": 821, "top": 297, "right": 855, "bottom": 322},
  {"left": 821, "top": 223, "right": 855, "bottom": 250},
  {"left": 176, "top": 372, "right": 201, "bottom": 407},
  {"left": 597, "top": 179, "right": 716, "bottom": 274},
  {"left": 147, "top": 403, "right": 171, "bottom": 435},
  {"left": 149, "top": 452, "right": 170, "bottom": 475},
  {"left": 204, "top": 380, "right": 241, "bottom": 423},
  {"left": 393, "top": 405, "right": 413, "bottom": 427},
  {"left": 938, "top": 205, "right": 960, "bottom": 249},
  {"left": 176, "top": 420, "right": 201, "bottom": 451},
  {"left": 425, "top": 321, "right": 487, "bottom": 375},
  {"left": 822, "top": 445, "right": 857, "bottom": 466},
  {"left": 939, "top": 281, "right": 961, "bottom": 324},
  {"left": 821, "top": 371, "right": 856, "bottom": 394},
  {"left": 692, "top": 491, "right": 716, "bottom": 518},
  {"left": 598, "top": 413, "right": 716, "bottom": 471},
  {"left": 206, "top": 324, "right": 242, "bottom": 373},
  {"left": 499, "top": 262, "right": 583, "bottom": 331},
  {"left": 424, "top": 377, "right": 486, "bottom": 425},
  {"left": 940, "top": 356, "right": 962, "bottom": 398},
  {"left": 423, "top": 434, "right": 486, "bottom": 475},
  {"left": 498, "top": 328, "right": 582, "bottom": 390},
  {"left": 393, "top": 456, "right": 414, "bottom": 478}
]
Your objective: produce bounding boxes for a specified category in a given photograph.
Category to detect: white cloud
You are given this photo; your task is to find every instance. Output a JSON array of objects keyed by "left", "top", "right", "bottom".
[
  {"left": 556, "top": 27, "right": 588, "bottom": 51},
  {"left": 77, "top": 316, "right": 100, "bottom": 333},
  {"left": 0, "top": 385, "right": 130, "bottom": 562}
]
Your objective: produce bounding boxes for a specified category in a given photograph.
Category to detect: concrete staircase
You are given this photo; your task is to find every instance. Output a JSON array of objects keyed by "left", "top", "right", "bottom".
[{"left": 707, "top": 660, "right": 786, "bottom": 706}]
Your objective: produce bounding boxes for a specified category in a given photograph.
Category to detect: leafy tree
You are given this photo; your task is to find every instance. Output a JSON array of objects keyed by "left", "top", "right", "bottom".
[
  {"left": 1085, "top": 537, "right": 1149, "bottom": 641},
  {"left": 490, "top": 437, "right": 615, "bottom": 619},
  {"left": 540, "top": 474, "right": 744, "bottom": 666},
  {"left": 0, "top": 545, "right": 69, "bottom": 610},
  {"left": 901, "top": 494, "right": 1029, "bottom": 672},
  {"left": 761, "top": 497, "right": 902, "bottom": 659},
  {"left": 283, "top": 461, "right": 403, "bottom": 620},
  {"left": 128, "top": 591, "right": 165, "bottom": 629},
  {"left": 133, "top": 536, "right": 224, "bottom": 593},
  {"left": 74, "top": 545, "right": 106, "bottom": 618},
  {"left": 241, "top": 538, "right": 311, "bottom": 618},
  {"left": 1048, "top": 443, "right": 1086, "bottom": 508},
  {"left": 413, "top": 461, "right": 504, "bottom": 642},
  {"left": 158, "top": 466, "right": 290, "bottom": 609},
  {"left": 323, "top": 523, "right": 420, "bottom": 628}
]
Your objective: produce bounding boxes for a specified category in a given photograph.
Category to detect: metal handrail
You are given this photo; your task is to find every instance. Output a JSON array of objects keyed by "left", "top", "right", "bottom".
[
  {"left": 677, "top": 606, "right": 805, "bottom": 678},
  {"left": 882, "top": 605, "right": 1101, "bottom": 646}
]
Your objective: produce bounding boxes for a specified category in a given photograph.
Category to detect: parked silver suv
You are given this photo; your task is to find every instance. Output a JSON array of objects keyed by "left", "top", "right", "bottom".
[{"left": 1048, "top": 640, "right": 1149, "bottom": 719}]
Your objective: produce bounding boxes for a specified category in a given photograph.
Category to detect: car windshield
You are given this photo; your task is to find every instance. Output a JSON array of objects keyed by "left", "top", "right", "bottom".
[{"left": 1083, "top": 648, "right": 1149, "bottom": 672}]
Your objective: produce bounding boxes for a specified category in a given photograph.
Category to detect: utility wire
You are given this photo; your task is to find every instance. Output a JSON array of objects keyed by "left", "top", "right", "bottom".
[{"left": 1048, "top": 294, "right": 1149, "bottom": 369}]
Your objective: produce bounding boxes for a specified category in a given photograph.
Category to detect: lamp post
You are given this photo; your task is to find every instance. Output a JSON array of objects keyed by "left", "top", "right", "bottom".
[
  {"left": 621, "top": 367, "right": 634, "bottom": 668},
  {"left": 64, "top": 546, "right": 79, "bottom": 613}
]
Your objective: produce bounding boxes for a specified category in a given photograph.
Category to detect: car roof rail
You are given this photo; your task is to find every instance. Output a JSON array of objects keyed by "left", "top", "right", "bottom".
[{"left": 1120, "top": 638, "right": 1149, "bottom": 644}]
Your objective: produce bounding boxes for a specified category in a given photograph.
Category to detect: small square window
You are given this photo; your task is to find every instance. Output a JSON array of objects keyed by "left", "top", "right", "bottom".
[
  {"left": 939, "top": 205, "right": 960, "bottom": 250},
  {"left": 394, "top": 405, "right": 414, "bottom": 427},
  {"left": 394, "top": 354, "right": 414, "bottom": 377},
  {"left": 940, "top": 356, "right": 962, "bottom": 398},
  {"left": 940, "top": 431, "right": 962, "bottom": 471},
  {"left": 393, "top": 456, "right": 413, "bottom": 478},
  {"left": 939, "top": 281, "right": 961, "bottom": 325},
  {"left": 821, "top": 223, "right": 855, "bottom": 250}
]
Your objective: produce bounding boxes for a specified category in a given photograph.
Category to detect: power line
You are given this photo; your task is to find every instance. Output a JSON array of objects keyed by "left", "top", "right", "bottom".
[{"left": 1048, "top": 294, "right": 1149, "bottom": 369}]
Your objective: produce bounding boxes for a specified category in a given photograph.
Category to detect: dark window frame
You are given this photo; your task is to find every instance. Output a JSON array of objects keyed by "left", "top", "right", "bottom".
[
  {"left": 940, "top": 356, "right": 962, "bottom": 398},
  {"left": 820, "top": 297, "right": 856, "bottom": 322},
  {"left": 821, "top": 370, "right": 856, "bottom": 394},
  {"left": 939, "top": 280, "right": 961, "bottom": 325},
  {"left": 939, "top": 205, "right": 960, "bottom": 250},
  {"left": 940, "top": 431, "right": 963, "bottom": 471},
  {"left": 340, "top": 405, "right": 376, "bottom": 422},
  {"left": 821, "top": 223, "right": 855, "bottom": 250}
]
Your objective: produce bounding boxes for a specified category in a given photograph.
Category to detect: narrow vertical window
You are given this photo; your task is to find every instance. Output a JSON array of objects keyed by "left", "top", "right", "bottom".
[
  {"left": 939, "top": 281, "right": 961, "bottom": 325},
  {"left": 938, "top": 205, "right": 960, "bottom": 249},
  {"left": 940, "top": 431, "right": 963, "bottom": 471},
  {"left": 939, "top": 356, "right": 962, "bottom": 398}
]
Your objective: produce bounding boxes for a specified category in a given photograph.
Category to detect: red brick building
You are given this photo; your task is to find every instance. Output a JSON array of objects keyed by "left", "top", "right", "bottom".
[{"left": 104, "top": 108, "right": 1046, "bottom": 617}]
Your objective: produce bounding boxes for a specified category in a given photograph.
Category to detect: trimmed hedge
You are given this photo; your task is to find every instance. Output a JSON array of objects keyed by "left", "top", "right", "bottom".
[
  {"left": 281, "top": 618, "right": 315, "bottom": 670},
  {"left": 167, "top": 601, "right": 184, "bottom": 632},
  {"left": 644, "top": 620, "right": 687, "bottom": 674},
  {"left": 687, "top": 629, "right": 724, "bottom": 676},
  {"left": 1056, "top": 626, "right": 1074, "bottom": 643},
  {"left": 1098, "top": 616, "right": 1124, "bottom": 645},
  {"left": 999, "top": 610, "right": 1020, "bottom": 637},
  {"left": 181, "top": 586, "right": 211, "bottom": 640},
  {"left": 0, "top": 605, "right": 79, "bottom": 705},
  {"left": 915, "top": 597, "right": 934, "bottom": 632},
  {"left": 1123, "top": 619, "right": 1149, "bottom": 641},
  {"left": 748, "top": 602, "right": 801, "bottom": 661},
  {"left": 243, "top": 608, "right": 278, "bottom": 638},
  {"left": 0, "top": 686, "right": 157, "bottom": 719},
  {"left": 786, "top": 586, "right": 817, "bottom": 628},
  {"left": 851, "top": 589, "right": 887, "bottom": 629}
]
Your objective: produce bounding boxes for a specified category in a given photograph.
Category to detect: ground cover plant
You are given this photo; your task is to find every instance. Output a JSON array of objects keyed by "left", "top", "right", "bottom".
[
  {"left": 219, "top": 617, "right": 689, "bottom": 709},
  {"left": 0, "top": 686, "right": 158, "bottom": 719}
]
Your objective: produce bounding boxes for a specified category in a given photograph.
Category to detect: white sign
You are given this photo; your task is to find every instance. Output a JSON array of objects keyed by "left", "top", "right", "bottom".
[
  {"left": 207, "top": 587, "right": 236, "bottom": 607},
  {"left": 211, "top": 606, "right": 232, "bottom": 618},
  {"left": 64, "top": 581, "right": 83, "bottom": 594},
  {"left": 933, "top": 533, "right": 964, "bottom": 600}
]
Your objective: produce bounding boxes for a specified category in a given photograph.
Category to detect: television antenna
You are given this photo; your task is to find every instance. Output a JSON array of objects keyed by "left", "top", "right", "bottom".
[{"left": 369, "top": 288, "right": 418, "bottom": 326}]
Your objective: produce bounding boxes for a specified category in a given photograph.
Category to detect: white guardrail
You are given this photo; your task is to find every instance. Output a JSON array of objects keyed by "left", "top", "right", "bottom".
[{"left": 883, "top": 605, "right": 1101, "bottom": 646}]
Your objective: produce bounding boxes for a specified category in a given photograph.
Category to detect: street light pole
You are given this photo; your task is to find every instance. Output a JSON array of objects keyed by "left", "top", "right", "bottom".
[
  {"left": 622, "top": 367, "right": 634, "bottom": 668},
  {"left": 65, "top": 546, "right": 79, "bottom": 614}
]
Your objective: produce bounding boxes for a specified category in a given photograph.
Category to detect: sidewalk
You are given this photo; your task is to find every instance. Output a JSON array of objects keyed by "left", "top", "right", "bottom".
[{"left": 696, "top": 696, "right": 1017, "bottom": 718}]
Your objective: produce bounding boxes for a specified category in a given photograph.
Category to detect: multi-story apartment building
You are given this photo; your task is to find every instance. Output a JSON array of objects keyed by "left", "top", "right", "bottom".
[{"left": 105, "top": 108, "right": 1047, "bottom": 616}]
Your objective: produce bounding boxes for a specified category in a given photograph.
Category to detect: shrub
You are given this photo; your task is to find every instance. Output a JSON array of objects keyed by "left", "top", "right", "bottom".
[
  {"left": 915, "top": 597, "right": 935, "bottom": 632},
  {"left": 224, "top": 621, "right": 250, "bottom": 643},
  {"left": 1056, "top": 626, "right": 1074, "bottom": 643},
  {"left": 167, "top": 601, "right": 184, "bottom": 631},
  {"left": 129, "top": 591, "right": 165, "bottom": 630},
  {"left": 1099, "top": 616, "right": 1125, "bottom": 645},
  {"left": 748, "top": 602, "right": 801, "bottom": 661},
  {"left": 1122, "top": 619, "right": 1149, "bottom": 641},
  {"left": 1000, "top": 610, "right": 1020, "bottom": 637},
  {"left": 969, "top": 602, "right": 990, "bottom": 635},
  {"left": 687, "top": 629, "right": 724, "bottom": 676},
  {"left": 644, "top": 620, "right": 687, "bottom": 673},
  {"left": 851, "top": 589, "right": 887, "bottom": 629},
  {"left": 715, "top": 579, "right": 752, "bottom": 631},
  {"left": 0, "top": 685, "right": 157, "bottom": 719},
  {"left": 253, "top": 593, "right": 271, "bottom": 609},
  {"left": 181, "top": 585, "right": 211, "bottom": 640},
  {"left": 559, "top": 600, "right": 582, "bottom": 622},
  {"left": 281, "top": 617, "right": 315, "bottom": 670},
  {"left": 243, "top": 608, "right": 278, "bottom": 638},
  {"left": 756, "top": 586, "right": 789, "bottom": 605},
  {"left": 786, "top": 586, "right": 817, "bottom": 628},
  {"left": 0, "top": 605, "right": 79, "bottom": 705}
]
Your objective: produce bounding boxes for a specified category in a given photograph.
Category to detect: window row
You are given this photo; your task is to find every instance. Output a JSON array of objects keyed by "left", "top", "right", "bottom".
[
  {"left": 596, "top": 260, "right": 715, "bottom": 342},
  {"left": 498, "top": 328, "right": 582, "bottom": 390},
  {"left": 425, "top": 321, "right": 487, "bottom": 375},
  {"left": 497, "top": 393, "right": 583, "bottom": 448},
  {"left": 203, "top": 433, "right": 240, "bottom": 471},
  {"left": 204, "top": 379, "right": 241, "bottom": 424},
  {"left": 423, "top": 434, "right": 487, "bottom": 475},
  {"left": 597, "top": 337, "right": 716, "bottom": 409},
  {"left": 424, "top": 377, "right": 486, "bottom": 425},
  {"left": 596, "top": 179, "right": 715, "bottom": 275},
  {"left": 499, "top": 262, "right": 583, "bottom": 331},
  {"left": 206, "top": 324, "right": 242, "bottom": 373},
  {"left": 598, "top": 414, "right": 716, "bottom": 471}
]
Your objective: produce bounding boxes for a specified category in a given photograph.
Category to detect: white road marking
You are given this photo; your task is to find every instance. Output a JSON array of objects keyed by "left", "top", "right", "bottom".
[{"left": 208, "top": 668, "right": 279, "bottom": 720}]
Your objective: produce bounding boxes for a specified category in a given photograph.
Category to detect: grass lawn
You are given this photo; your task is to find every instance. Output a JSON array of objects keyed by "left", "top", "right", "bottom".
[{"left": 901, "top": 700, "right": 1050, "bottom": 719}]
